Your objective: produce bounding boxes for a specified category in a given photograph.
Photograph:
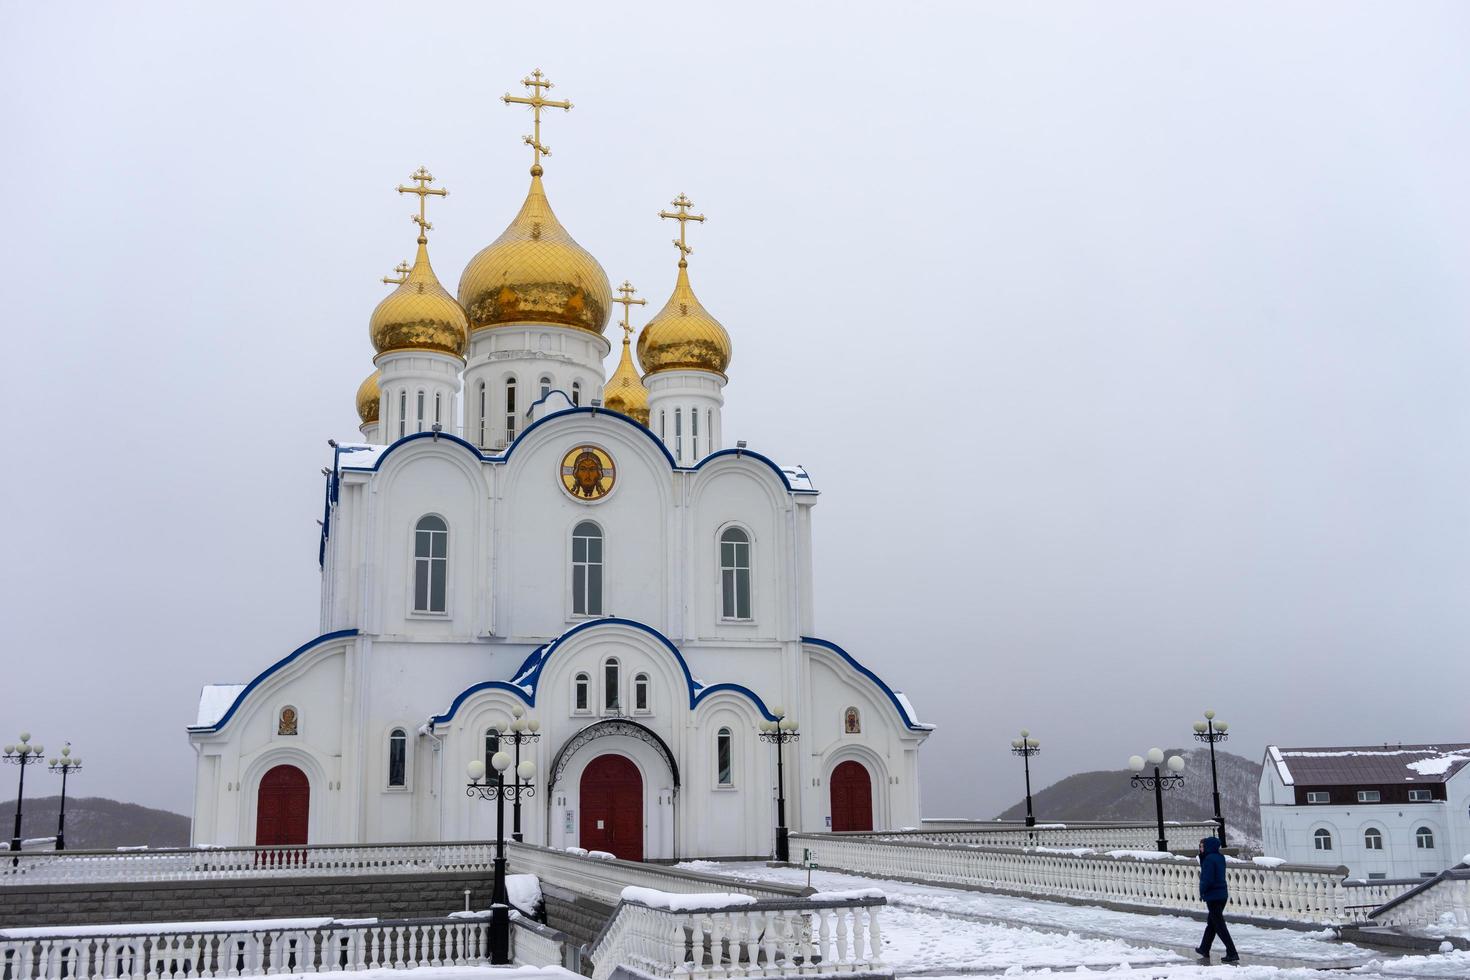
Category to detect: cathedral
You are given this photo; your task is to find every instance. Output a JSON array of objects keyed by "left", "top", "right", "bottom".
[{"left": 187, "top": 72, "right": 931, "bottom": 860}]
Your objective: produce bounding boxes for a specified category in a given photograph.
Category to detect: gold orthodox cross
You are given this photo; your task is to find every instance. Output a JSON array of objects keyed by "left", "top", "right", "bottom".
[
  {"left": 658, "top": 193, "right": 706, "bottom": 260},
  {"left": 613, "top": 280, "right": 647, "bottom": 339},
  {"left": 382, "top": 260, "right": 411, "bottom": 285},
  {"left": 396, "top": 167, "right": 448, "bottom": 240},
  {"left": 503, "top": 70, "right": 572, "bottom": 173}
]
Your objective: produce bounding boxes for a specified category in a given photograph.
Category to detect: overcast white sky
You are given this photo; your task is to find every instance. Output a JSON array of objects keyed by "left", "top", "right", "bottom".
[{"left": 1, "top": 2, "right": 1467, "bottom": 823}]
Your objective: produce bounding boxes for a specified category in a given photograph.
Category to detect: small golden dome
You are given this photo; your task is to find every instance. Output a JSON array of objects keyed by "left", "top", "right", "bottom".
[
  {"left": 604, "top": 331, "right": 649, "bottom": 424},
  {"left": 370, "top": 240, "right": 468, "bottom": 359},
  {"left": 457, "top": 172, "right": 612, "bottom": 336},
  {"left": 356, "top": 369, "right": 381, "bottom": 426},
  {"left": 637, "top": 261, "right": 731, "bottom": 378}
]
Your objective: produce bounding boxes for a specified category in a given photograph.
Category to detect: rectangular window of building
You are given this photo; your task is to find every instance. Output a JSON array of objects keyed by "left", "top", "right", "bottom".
[
  {"left": 1357, "top": 790, "right": 1381, "bottom": 803},
  {"left": 1306, "top": 791, "right": 1330, "bottom": 804},
  {"left": 1408, "top": 789, "right": 1433, "bottom": 802}
]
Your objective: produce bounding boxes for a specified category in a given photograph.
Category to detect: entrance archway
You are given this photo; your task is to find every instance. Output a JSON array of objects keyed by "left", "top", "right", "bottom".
[
  {"left": 255, "top": 764, "right": 310, "bottom": 847},
  {"left": 579, "top": 754, "right": 643, "bottom": 861},
  {"left": 830, "top": 760, "right": 873, "bottom": 832}
]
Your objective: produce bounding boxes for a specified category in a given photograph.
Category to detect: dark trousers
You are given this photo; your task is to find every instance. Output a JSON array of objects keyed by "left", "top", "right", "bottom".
[{"left": 1200, "top": 898, "right": 1236, "bottom": 955}]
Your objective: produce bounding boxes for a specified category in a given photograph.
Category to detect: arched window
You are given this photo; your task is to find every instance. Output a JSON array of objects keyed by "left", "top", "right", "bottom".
[
  {"left": 574, "top": 672, "right": 590, "bottom": 713},
  {"left": 434, "top": 392, "right": 442, "bottom": 426},
  {"left": 477, "top": 382, "right": 487, "bottom": 447},
  {"left": 505, "top": 378, "right": 518, "bottom": 442},
  {"left": 540, "top": 376, "right": 552, "bottom": 400},
  {"left": 634, "top": 673, "right": 650, "bottom": 713},
  {"left": 720, "top": 527, "right": 751, "bottom": 620},
  {"left": 660, "top": 410, "right": 667, "bottom": 442},
  {"left": 572, "top": 521, "right": 603, "bottom": 616},
  {"left": 572, "top": 381, "right": 581, "bottom": 406},
  {"left": 416, "top": 390, "right": 426, "bottom": 432},
  {"left": 1416, "top": 826, "right": 1435, "bottom": 849},
  {"left": 716, "top": 727, "right": 734, "bottom": 787},
  {"left": 692, "top": 408, "right": 699, "bottom": 459},
  {"left": 278, "top": 706, "right": 299, "bottom": 736},
  {"left": 674, "top": 409, "right": 683, "bottom": 463},
  {"left": 1313, "top": 828, "right": 1333, "bottom": 851},
  {"left": 388, "top": 728, "right": 407, "bottom": 787},
  {"left": 1364, "top": 827, "right": 1383, "bottom": 850},
  {"left": 603, "top": 657, "right": 620, "bottom": 713},
  {"left": 413, "top": 516, "right": 448, "bottom": 613},
  {"left": 398, "top": 390, "right": 407, "bottom": 439},
  {"left": 844, "top": 707, "right": 861, "bottom": 734},
  {"left": 484, "top": 727, "right": 501, "bottom": 772}
]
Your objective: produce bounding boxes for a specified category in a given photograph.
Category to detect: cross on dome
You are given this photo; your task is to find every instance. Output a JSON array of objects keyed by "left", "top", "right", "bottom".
[
  {"left": 381, "top": 260, "right": 411, "bottom": 286},
  {"left": 502, "top": 69, "right": 573, "bottom": 175},
  {"left": 397, "top": 167, "right": 448, "bottom": 242},
  {"left": 659, "top": 193, "right": 706, "bottom": 264},
  {"left": 613, "top": 280, "right": 647, "bottom": 341}
]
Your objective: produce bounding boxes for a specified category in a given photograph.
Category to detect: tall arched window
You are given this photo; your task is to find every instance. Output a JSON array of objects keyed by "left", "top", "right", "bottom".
[
  {"left": 660, "top": 410, "right": 667, "bottom": 442},
  {"left": 692, "top": 408, "right": 700, "bottom": 460},
  {"left": 416, "top": 390, "right": 426, "bottom": 432},
  {"left": 539, "top": 376, "right": 552, "bottom": 400},
  {"left": 505, "top": 378, "right": 518, "bottom": 442},
  {"left": 603, "top": 657, "right": 620, "bottom": 713},
  {"left": 413, "top": 516, "right": 448, "bottom": 613},
  {"left": 434, "top": 392, "right": 442, "bottom": 426},
  {"left": 1416, "top": 826, "right": 1435, "bottom": 849},
  {"left": 484, "top": 727, "right": 501, "bottom": 771},
  {"left": 398, "top": 390, "right": 407, "bottom": 439},
  {"left": 633, "top": 673, "right": 650, "bottom": 713},
  {"left": 674, "top": 409, "right": 683, "bottom": 463},
  {"left": 574, "top": 672, "right": 590, "bottom": 713},
  {"left": 572, "top": 521, "right": 603, "bottom": 616},
  {"left": 477, "top": 382, "right": 487, "bottom": 447},
  {"left": 1313, "top": 828, "right": 1333, "bottom": 851},
  {"left": 720, "top": 527, "right": 752, "bottom": 620},
  {"left": 388, "top": 728, "right": 407, "bottom": 787},
  {"left": 1364, "top": 827, "right": 1384, "bottom": 851},
  {"left": 716, "top": 727, "right": 734, "bottom": 787},
  {"left": 571, "top": 381, "right": 581, "bottom": 406}
]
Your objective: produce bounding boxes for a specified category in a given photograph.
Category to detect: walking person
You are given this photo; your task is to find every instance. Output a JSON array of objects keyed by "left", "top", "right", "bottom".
[{"left": 1196, "top": 836, "right": 1239, "bottom": 962}]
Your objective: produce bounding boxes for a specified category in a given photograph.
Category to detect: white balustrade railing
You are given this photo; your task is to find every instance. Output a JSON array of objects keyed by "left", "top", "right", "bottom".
[
  {"left": 586, "top": 896, "right": 888, "bottom": 980},
  {"left": 793, "top": 832, "right": 1417, "bottom": 926},
  {"left": 506, "top": 842, "right": 804, "bottom": 907},
  {"left": 1368, "top": 869, "right": 1470, "bottom": 935},
  {"left": 875, "top": 821, "right": 1222, "bottom": 851},
  {"left": 0, "top": 841, "right": 500, "bottom": 886},
  {"left": 0, "top": 913, "right": 576, "bottom": 980}
]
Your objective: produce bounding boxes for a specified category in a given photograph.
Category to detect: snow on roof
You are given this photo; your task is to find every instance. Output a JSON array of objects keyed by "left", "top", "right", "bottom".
[
  {"left": 196, "top": 685, "right": 246, "bottom": 728},
  {"left": 1272, "top": 743, "right": 1470, "bottom": 785},
  {"left": 893, "top": 691, "right": 936, "bottom": 731},
  {"left": 779, "top": 464, "right": 815, "bottom": 493}
]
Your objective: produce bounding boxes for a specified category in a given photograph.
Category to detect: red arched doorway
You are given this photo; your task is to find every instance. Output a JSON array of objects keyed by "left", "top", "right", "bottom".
[
  {"left": 580, "top": 754, "right": 643, "bottom": 861},
  {"left": 830, "top": 760, "right": 873, "bottom": 832},
  {"left": 255, "top": 764, "right": 310, "bottom": 847}
]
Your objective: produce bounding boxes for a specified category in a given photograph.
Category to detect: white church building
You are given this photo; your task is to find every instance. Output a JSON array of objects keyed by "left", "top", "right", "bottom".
[{"left": 187, "top": 74, "right": 931, "bottom": 861}]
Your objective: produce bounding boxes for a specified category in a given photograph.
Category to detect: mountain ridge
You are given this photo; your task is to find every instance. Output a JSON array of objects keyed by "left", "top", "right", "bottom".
[{"left": 3, "top": 796, "right": 190, "bottom": 850}]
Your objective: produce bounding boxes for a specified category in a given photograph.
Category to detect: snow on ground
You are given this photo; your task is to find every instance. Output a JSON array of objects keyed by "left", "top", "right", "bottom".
[
  {"left": 261, "top": 969, "right": 572, "bottom": 980},
  {"left": 678, "top": 860, "right": 1469, "bottom": 978}
]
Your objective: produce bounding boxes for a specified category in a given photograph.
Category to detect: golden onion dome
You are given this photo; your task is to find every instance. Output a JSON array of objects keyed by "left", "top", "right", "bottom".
[
  {"left": 356, "top": 369, "right": 381, "bottom": 426},
  {"left": 636, "top": 261, "right": 732, "bottom": 378},
  {"left": 457, "top": 171, "right": 612, "bottom": 336},
  {"left": 603, "top": 330, "right": 650, "bottom": 424},
  {"left": 370, "top": 240, "right": 468, "bottom": 360}
]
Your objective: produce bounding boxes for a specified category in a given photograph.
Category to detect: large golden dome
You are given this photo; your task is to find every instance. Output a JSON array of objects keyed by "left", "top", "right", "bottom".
[
  {"left": 356, "top": 369, "right": 381, "bottom": 426},
  {"left": 604, "top": 329, "right": 649, "bottom": 424},
  {"left": 457, "top": 172, "right": 612, "bottom": 336},
  {"left": 370, "top": 240, "right": 468, "bottom": 359},
  {"left": 636, "top": 261, "right": 732, "bottom": 378}
]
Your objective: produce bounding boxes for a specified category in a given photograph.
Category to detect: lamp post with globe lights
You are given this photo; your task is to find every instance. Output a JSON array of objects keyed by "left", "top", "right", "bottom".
[
  {"left": 1192, "top": 710, "right": 1230, "bottom": 848},
  {"left": 4, "top": 733, "right": 46, "bottom": 859},
  {"left": 504, "top": 706, "right": 541, "bottom": 843},
  {"left": 47, "top": 745, "right": 82, "bottom": 851},
  {"left": 758, "top": 707, "right": 799, "bottom": 863},
  {"left": 1128, "top": 748, "right": 1185, "bottom": 852},
  {"left": 1010, "top": 730, "right": 1040, "bottom": 828},
  {"left": 467, "top": 737, "right": 536, "bottom": 964}
]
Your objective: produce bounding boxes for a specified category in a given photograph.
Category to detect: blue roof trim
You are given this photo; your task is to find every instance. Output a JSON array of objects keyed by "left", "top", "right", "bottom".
[
  {"left": 343, "top": 430, "right": 487, "bottom": 472},
  {"left": 500, "top": 406, "right": 675, "bottom": 467},
  {"left": 801, "top": 636, "right": 929, "bottom": 731},
  {"left": 692, "top": 447, "right": 816, "bottom": 495},
  {"left": 430, "top": 618, "right": 777, "bottom": 726},
  {"left": 189, "top": 629, "right": 359, "bottom": 734}
]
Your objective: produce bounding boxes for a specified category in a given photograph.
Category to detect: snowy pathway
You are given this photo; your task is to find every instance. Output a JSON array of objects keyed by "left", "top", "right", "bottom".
[{"left": 677, "top": 861, "right": 1469, "bottom": 978}]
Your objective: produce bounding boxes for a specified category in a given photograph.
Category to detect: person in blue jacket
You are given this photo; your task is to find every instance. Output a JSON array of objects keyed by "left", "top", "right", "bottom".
[{"left": 1196, "top": 836, "right": 1239, "bottom": 962}]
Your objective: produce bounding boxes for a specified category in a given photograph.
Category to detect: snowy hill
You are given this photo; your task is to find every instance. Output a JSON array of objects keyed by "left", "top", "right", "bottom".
[
  {"left": 995, "top": 747, "right": 1263, "bottom": 846},
  {"left": 3, "top": 796, "right": 190, "bottom": 850}
]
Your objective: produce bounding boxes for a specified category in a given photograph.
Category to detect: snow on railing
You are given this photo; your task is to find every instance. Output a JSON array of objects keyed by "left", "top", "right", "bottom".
[
  {"left": 0, "top": 913, "right": 569, "bottom": 979},
  {"left": 792, "top": 832, "right": 1416, "bottom": 926},
  {"left": 505, "top": 842, "right": 804, "bottom": 907},
  {"left": 877, "top": 821, "right": 1222, "bottom": 850},
  {"left": 0, "top": 841, "right": 500, "bottom": 886},
  {"left": 1368, "top": 867, "right": 1470, "bottom": 936},
  {"left": 585, "top": 889, "right": 889, "bottom": 980}
]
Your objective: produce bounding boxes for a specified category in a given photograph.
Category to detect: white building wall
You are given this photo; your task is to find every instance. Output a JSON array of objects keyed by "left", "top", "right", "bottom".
[{"left": 462, "top": 325, "right": 610, "bottom": 450}]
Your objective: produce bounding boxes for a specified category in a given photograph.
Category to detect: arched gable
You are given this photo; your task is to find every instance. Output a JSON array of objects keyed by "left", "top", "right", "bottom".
[
  {"left": 803, "top": 637, "right": 931, "bottom": 733},
  {"left": 189, "top": 630, "right": 359, "bottom": 735}
]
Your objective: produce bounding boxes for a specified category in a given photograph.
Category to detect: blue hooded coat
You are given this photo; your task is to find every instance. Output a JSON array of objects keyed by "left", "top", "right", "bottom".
[{"left": 1198, "top": 836, "right": 1228, "bottom": 902}]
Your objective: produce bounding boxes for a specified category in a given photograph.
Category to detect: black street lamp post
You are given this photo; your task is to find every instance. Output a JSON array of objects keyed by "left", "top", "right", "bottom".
[
  {"left": 504, "top": 707, "right": 541, "bottom": 844},
  {"left": 1010, "top": 729, "right": 1040, "bottom": 828},
  {"left": 1128, "top": 748, "right": 1186, "bottom": 852},
  {"left": 47, "top": 745, "right": 82, "bottom": 851},
  {"left": 3, "top": 733, "right": 46, "bottom": 861},
  {"left": 467, "top": 735, "right": 536, "bottom": 965},
  {"left": 758, "top": 707, "right": 800, "bottom": 863},
  {"left": 1192, "top": 710, "right": 1230, "bottom": 848}
]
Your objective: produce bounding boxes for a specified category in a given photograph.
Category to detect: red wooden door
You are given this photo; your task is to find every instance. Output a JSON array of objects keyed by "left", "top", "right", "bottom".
[
  {"left": 579, "top": 754, "right": 643, "bottom": 861},
  {"left": 256, "top": 764, "right": 310, "bottom": 852},
  {"left": 830, "top": 761, "right": 873, "bottom": 832}
]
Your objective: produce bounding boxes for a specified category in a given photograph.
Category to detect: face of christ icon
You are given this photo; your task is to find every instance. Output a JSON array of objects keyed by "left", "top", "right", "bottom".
[
  {"left": 573, "top": 451, "right": 603, "bottom": 496},
  {"left": 560, "top": 446, "right": 616, "bottom": 501}
]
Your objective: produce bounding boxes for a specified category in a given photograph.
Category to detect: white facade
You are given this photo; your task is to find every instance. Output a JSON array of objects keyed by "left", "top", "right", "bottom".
[{"left": 1258, "top": 744, "right": 1470, "bottom": 880}]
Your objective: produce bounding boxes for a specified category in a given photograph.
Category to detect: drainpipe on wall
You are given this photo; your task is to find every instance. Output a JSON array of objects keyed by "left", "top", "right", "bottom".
[{"left": 420, "top": 722, "right": 445, "bottom": 840}]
